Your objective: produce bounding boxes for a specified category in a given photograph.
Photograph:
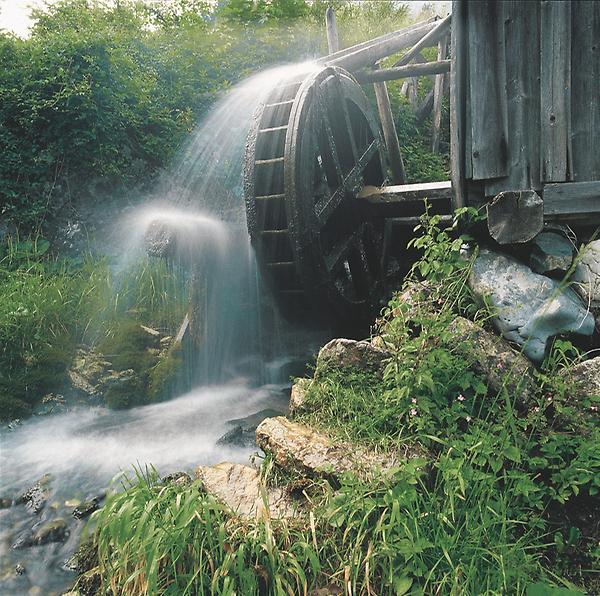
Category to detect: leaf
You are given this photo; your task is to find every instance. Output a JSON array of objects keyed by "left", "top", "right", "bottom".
[
  {"left": 526, "top": 582, "right": 584, "bottom": 596},
  {"left": 504, "top": 445, "right": 521, "bottom": 463},
  {"left": 394, "top": 575, "right": 413, "bottom": 595}
]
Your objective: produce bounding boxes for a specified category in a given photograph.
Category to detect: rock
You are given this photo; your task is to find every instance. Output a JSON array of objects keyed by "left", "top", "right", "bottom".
[
  {"left": 195, "top": 462, "right": 295, "bottom": 518},
  {"left": 529, "top": 227, "right": 575, "bottom": 276},
  {"left": 448, "top": 317, "right": 538, "bottom": 407},
  {"left": 567, "top": 357, "right": 600, "bottom": 400},
  {"left": 316, "top": 338, "right": 391, "bottom": 375},
  {"left": 18, "top": 475, "right": 51, "bottom": 514},
  {"left": 67, "top": 348, "right": 112, "bottom": 396},
  {"left": 161, "top": 472, "right": 192, "bottom": 487},
  {"left": 290, "top": 378, "right": 312, "bottom": 413},
  {"left": 73, "top": 497, "right": 102, "bottom": 520},
  {"left": 572, "top": 240, "right": 600, "bottom": 307},
  {"left": 469, "top": 249, "right": 594, "bottom": 362},
  {"left": 64, "top": 540, "right": 98, "bottom": 574},
  {"left": 256, "top": 417, "right": 424, "bottom": 481},
  {"left": 0, "top": 497, "right": 12, "bottom": 509},
  {"left": 15, "top": 563, "right": 25, "bottom": 575},
  {"left": 216, "top": 425, "right": 253, "bottom": 448},
  {"left": 33, "top": 518, "right": 69, "bottom": 545},
  {"left": 218, "top": 408, "right": 284, "bottom": 447},
  {"left": 14, "top": 518, "right": 69, "bottom": 548},
  {"left": 34, "top": 393, "right": 67, "bottom": 416}
]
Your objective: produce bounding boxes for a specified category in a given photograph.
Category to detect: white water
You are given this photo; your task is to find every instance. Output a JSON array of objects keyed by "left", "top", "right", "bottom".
[
  {"left": 0, "top": 381, "right": 289, "bottom": 595},
  {"left": 0, "top": 62, "right": 322, "bottom": 595}
]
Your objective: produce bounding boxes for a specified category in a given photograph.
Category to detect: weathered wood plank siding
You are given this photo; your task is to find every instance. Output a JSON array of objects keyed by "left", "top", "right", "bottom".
[
  {"left": 467, "top": 1, "right": 508, "bottom": 180},
  {"left": 570, "top": 1, "right": 600, "bottom": 182},
  {"left": 451, "top": 0, "right": 600, "bottom": 216},
  {"left": 486, "top": 1, "right": 540, "bottom": 195},
  {"left": 540, "top": 0, "right": 571, "bottom": 183}
]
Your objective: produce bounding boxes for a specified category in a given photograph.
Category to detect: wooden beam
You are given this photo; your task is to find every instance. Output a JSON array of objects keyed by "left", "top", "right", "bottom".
[
  {"left": 355, "top": 60, "right": 450, "bottom": 84},
  {"left": 373, "top": 77, "right": 406, "bottom": 184},
  {"left": 543, "top": 182, "right": 600, "bottom": 218},
  {"left": 487, "top": 190, "right": 544, "bottom": 245},
  {"left": 325, "top": 7, "right": 339, "bottom": 53},
  {"left": 323, "top": 19, "right": 438, "bottom": 71},
  {"left": 324, "top": 7, "right": 405, "bottom": 184},
  {"left": 540, "top": 0, "right": 571, "bottom": 182},
  {"left": 393, "top": 14, "right": 452, "bottom": 68},
  {"left": 431, "top": 34, "right": 449, "bottom": 153},
  {"left": 358, "top": 181, "right": 453, "bottom": 218}
]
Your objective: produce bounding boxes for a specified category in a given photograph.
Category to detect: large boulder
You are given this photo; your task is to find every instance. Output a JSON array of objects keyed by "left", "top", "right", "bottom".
[
  {"left": 469, "top": 249, "right": 594, "bottom": 362},
  {"left": 256, "top": 417, "right": 424, "bottom": 481},
  {"left": 448, "top": 317, "right": 538, "bottom": 407},
  {"left": 316, "top": 338, "right": 391, "bottom": 375},
  {"left": 195, "top": 462, "right": 294, "bottom": 519}
]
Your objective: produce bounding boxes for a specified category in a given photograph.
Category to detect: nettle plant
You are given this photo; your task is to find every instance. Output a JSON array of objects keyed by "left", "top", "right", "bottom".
[{"left": 377, "top": 206, "right": 485, "bottom": 438}]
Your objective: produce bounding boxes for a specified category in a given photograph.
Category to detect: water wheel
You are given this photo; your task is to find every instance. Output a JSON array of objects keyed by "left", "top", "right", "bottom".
[{"left": 244, "top": 65, "right": 388, "bottom": 325}]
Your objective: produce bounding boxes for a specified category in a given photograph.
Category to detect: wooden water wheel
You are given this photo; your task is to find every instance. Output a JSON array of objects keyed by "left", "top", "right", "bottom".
[{"left": 244, "top": 65, "right": 388, "bottom": 324}]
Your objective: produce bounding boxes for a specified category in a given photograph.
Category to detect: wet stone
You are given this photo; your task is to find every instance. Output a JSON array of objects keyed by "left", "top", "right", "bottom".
[
  {"left": 161, "top": 472, "right": 192, "bottom": 487},
  {"left": 73, "top": 497, "right": 102, "bottom": 520},
  {"left": 218, "top": 408, "right": 284, "bottom": 447},
  {"left": 18, "top": 475, "right": 51, "bottom": 514},
  {"left": 32, "top": 518, "right": 69, "bottom": 546}
]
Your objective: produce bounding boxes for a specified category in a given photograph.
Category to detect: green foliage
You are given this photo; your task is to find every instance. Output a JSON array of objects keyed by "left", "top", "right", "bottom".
[
  {"left": 0, "top": 237, "right": 104, "bottom": 419},
  {"left": 148, "top": 344, "right": 184, "bottom": 402},
  {"left": 92, "top": 211, "right": 597, "bottom": 595},
  {"left": 1, "top": 0, "right": 443, "bottom": 229},
  {"left": 0, "top": 235, "right": 191, "bottom": 420}
]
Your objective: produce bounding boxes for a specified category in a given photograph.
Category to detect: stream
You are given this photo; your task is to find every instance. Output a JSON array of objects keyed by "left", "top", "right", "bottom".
[{"left": 0, "top": 379, "right": 290, "bottom": 595}]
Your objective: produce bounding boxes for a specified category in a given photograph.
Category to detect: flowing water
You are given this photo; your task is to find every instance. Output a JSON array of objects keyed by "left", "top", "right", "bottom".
[{"left": 0, "top": 62, "right": 326, "bottom": 595}]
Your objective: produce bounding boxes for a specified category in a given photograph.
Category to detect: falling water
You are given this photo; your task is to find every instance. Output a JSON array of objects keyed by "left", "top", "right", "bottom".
[{"left": 0, "top": 62, "right": 326, "bottom": 595}]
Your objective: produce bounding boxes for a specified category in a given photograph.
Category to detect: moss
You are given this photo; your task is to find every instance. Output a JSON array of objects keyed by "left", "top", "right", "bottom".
[
  {"left": 98, "top": 319, "right": 158, "bottom": 374},
  {"left": 103, "top": 373, "right": 145, "bottom": 410},
  {"left": 0, "top": 393, "right": 32, "bottom": 421},
  {"left": 148, "top": 344, "right": 183, "bottom": 402}
]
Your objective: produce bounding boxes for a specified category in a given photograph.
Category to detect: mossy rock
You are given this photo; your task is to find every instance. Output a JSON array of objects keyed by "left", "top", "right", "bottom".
[
  {"left": 148, "top": 344, "right": 183, "bottom": 402},
  {"left": 97, "top": 320, "right": 159, "bottom": 374}
]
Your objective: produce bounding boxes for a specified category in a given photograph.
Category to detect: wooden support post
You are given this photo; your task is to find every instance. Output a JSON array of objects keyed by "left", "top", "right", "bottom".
[
  {"left": 324, "top": 7, "right": 406, "bottom": 184},
  {"left": 325, "top": 7, "right": 339, "bottom": 53},
  {"left": 431, "top": 35, "right": 449, "bottom": 152},
  {"left": 373, "top": 75, "right": 406, "bottom": 184}
]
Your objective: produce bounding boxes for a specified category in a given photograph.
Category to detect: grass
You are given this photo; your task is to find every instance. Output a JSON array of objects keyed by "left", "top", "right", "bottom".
[
  {"left": 0, "top": 236, "right": 190, "bottom": 420},
  {"left": 88, "top": 210, "right": 598, "bottom": 595}
]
